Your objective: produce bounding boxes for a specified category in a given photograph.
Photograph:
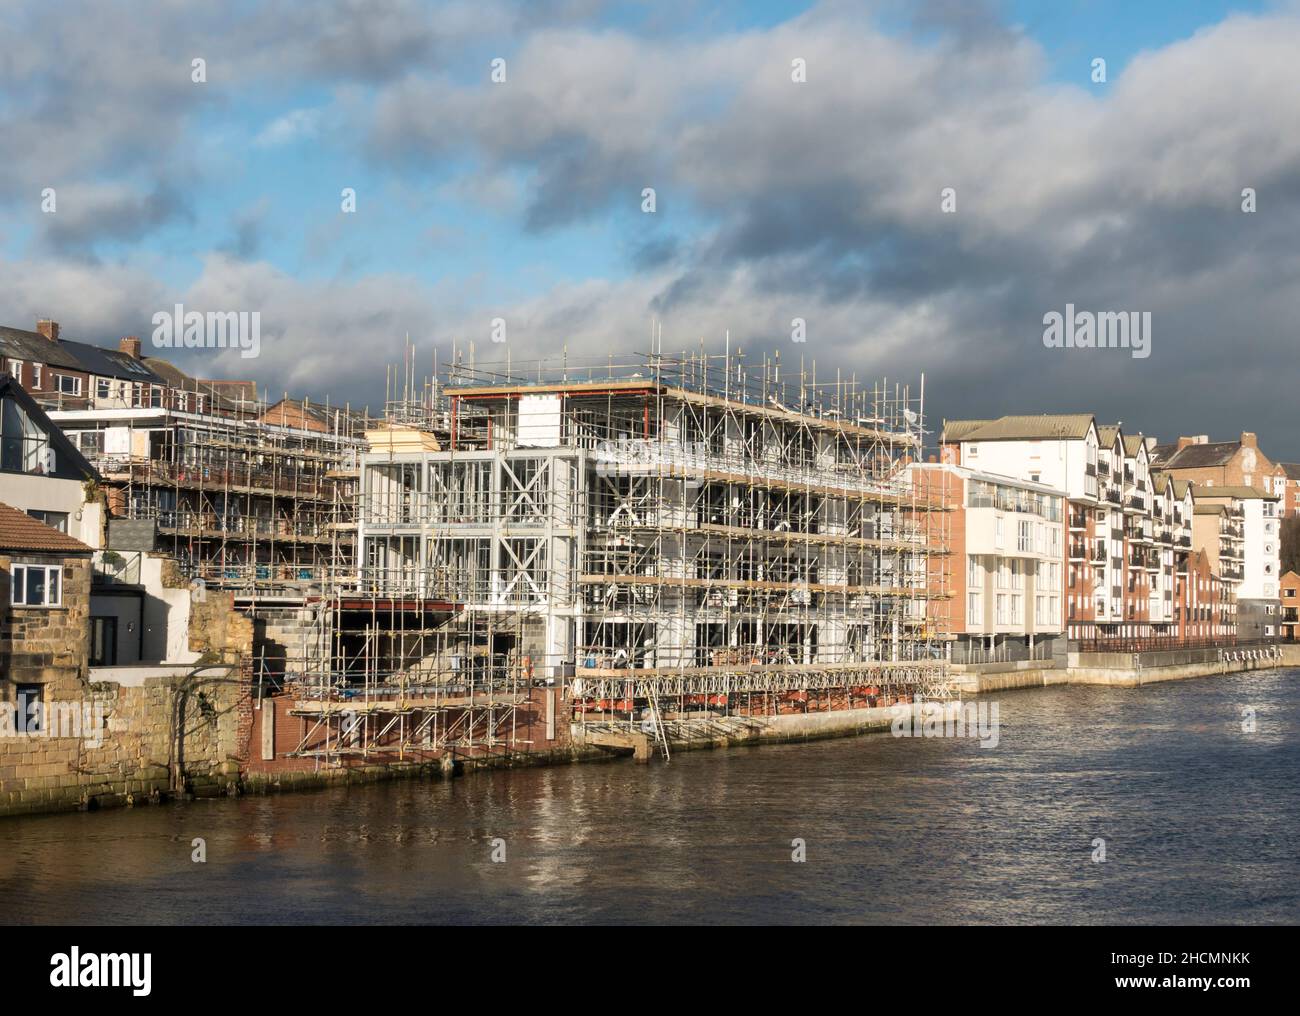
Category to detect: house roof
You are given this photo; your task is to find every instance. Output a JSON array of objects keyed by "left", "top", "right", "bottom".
[
  {"left": 1280, "top": 463, "right": 1300, "bottom": 481},
  {"left": 1122, "top": 433, "right": 1147, "bottom": 457},
  {"left": 1193, "top": 504, "right": 1227, "bottom": 516},
  {"left": 1159, "top": 441, "right": 1240, "bottom": 469},
  {"left": 57, "top": 338, "right": 164, "bottom": 384},
  {"left": 0, "top": 325, "right": 86, "bottom": 371},
  {"left": 942, "top": 419, "right": 992, "bottom": 442},
  {"left": 952, "top": 414, "right": 1096, "bottom": 442},
  {"left": 1191, "top": 485, "right": 1277, "bottom": 500},
  {"left": 140, "top": 355, "right": 257, "bottom": 413},
  {"left": 1149, "top": 442, "right": 1178, "bottom": 464},
  {"left": 1097, "top": 424, "right": 1121, "bottom": 448},
  {"left": 0, "top": 500, "right": 92, "bottom": 554}
]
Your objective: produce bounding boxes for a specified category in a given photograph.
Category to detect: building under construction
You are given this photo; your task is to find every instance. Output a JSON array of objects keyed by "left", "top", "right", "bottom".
[
  {"left": 271, "top": 347, "right": 952, "bottom": 766},
  {"left": 48, "top": 384, "right": 369, "bottom": 595}
]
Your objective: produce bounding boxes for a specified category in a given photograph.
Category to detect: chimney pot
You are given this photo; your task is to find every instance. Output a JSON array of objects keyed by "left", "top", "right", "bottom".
[
  {"left": 36, "top": 319, "right": 59, "bottom": 343},
  {"left": 119, "top": 336, "right": 142, "bottom": 359}
]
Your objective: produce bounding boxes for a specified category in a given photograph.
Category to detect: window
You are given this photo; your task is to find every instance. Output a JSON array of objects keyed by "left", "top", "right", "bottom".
[
  {"left": 96, "top": 378, "right": 111, "bottom": 400},
  {"left": 25, "top": 509, "right": 69, "bottom": 533},
  {"left": 15, "top": 684, "right": 43, "bottom": 734},
  {"left": 995, "top": 516, "right": 1003, "bottom": 548},
  {"left": 55, "top": 373, "right": 82, "bottom": 396},
  {"left": 1, "top": 395, "right": 52, "bottom": 473},
  {"left": 32, "top": 364, "right": 42, "bottom": 388},
  {"left": 149, "top": 386, "right": 163, "bottom": 408},
  {"left": 967, "top": 591, "right": 981, "bottom": 626},
  {"left": 7, "top": 359, "right": 23, "bottom": 383},
  {"left": 11, "top": 564, "right": 63, "bottom": 606}
]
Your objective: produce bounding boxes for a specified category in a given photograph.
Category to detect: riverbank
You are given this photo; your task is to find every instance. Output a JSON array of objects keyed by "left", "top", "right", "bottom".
[
  {"left": 4, "top": 650, "right": 1295, "bottom": 818},
  {"left": 953, "top": 644, "right": 1291, "bottom": 694}
]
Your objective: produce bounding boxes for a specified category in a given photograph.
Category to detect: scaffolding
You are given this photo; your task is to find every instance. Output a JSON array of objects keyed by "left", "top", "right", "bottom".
[
  {"left": 48, "top": 376, "right": 371, "bottom": 596},
  {"left": 287, "top": 343, "right": 953, "bottom": 764}
]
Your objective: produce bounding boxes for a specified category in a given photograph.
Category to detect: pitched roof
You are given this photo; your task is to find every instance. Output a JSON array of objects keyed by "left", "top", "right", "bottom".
[
  {"left": 0, "top": 324, "right": 85, "bottom": 370},
  {"left": 1097, "top": 424, "right": 1121, "bottom": 447},
  {"left": 1191, "top": 485, "right": 1277, "bottom": 500},
  {"left": 955, "top": 414, "right": 1096, "bottom": 442},
  {"left": 1122, "top": 433, "right": 1147, "bottom": 457},
  {"left": 0, "top": 500, "right": 92, "bottom": 553},
  {"left": 942, "top": 419, "right": 992, "bottom": 442},
  {"left": 1149, "top": 442, "right": 1178, "bottom": 464},
  {"left": 1193, "top": 504, "right": 1227, "bottom": 516},
  {"left": 140, "top": 355, "right": 257, "bottom": 413},
  {"left": 1159, "top": 441, "right": 1240, "bottom": 469},
  {"left": 57, "top": 338, "right": 164, "bottom": 383},
  {"left": 1280, "top": 463, "right": 1300, "bottom": 481}
]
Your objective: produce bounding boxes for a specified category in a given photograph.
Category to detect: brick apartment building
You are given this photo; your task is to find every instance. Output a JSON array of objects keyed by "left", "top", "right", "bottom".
[
  {"left": 938, "top": 414, "right": 1276, "bottom": 651},
  {"left": 910, "top": 461, "right": 1066, "bottom": 664},
  {"left": 1280, "top": 569, "right": 1299, "bottom": 641}
]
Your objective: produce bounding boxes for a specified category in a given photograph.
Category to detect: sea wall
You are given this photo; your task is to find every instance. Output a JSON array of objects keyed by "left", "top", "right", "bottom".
[{"left": 953, "top": 647, "right": 1282, "bottom": 694}]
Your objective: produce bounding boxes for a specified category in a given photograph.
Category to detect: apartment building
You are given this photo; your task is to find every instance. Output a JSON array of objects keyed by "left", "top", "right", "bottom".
[
  {"left": 1151, "top": 431, "right": 1287, "bottom": 500},
  {"left": 1276, "top": 464, "right": 1300, "bottom": 517},
  {"left": 1190, "top": 486, "right": 1281, "bottom": 640},
  {"left": 942, "top": 415, "right": 1200, "bottom": 647},
  {"left": 1178, "top": 549, "right": 1235, "bottom": 643},
  {"left": 1279, "top": 570, "right": 1299, "bottom": 641},
  {"left": 910, "top": 462, "right": 1065, "bottom": 664}
]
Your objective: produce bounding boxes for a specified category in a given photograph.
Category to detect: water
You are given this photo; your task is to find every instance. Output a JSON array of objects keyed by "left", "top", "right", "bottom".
[{"left": 3, "top": 670, "right": 1298, "bottom": 924}]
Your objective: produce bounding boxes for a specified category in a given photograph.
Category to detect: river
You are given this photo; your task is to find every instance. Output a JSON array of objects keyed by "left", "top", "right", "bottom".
[{"left": 3, "top": 669, "right": 1298, "bottom": 924}]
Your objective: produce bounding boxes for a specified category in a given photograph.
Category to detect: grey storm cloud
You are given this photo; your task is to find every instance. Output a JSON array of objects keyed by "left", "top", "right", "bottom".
[{"left": 2, "top": 3, "right": 1300, "bottom": 455}]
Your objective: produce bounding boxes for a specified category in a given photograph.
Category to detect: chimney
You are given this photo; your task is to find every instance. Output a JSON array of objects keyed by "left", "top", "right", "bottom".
[
  {"left": 1241, "top": 431, "right": 1257, "bottom": 449},
  {"left": 1176, "top": 435, "right": 1195, "bottom": 451},
  {"left": 119, "top": 336, "right": 142, "bottom": 359},
  {"left": 36, "top": 319, "right": 59, "bottom": 343}
]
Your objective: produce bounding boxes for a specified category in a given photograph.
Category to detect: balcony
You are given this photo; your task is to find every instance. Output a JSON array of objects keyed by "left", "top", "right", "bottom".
[{"left": 1105, "top": 489, "right": 1121, "bottom": 505}]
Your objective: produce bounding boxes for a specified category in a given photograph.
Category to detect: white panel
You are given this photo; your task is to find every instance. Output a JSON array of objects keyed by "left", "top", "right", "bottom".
[{"left": 517, "top": 394, "right": 562, "bottom": 447}]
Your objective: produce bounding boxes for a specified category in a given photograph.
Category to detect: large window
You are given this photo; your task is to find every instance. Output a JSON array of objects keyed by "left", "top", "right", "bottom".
[
  {"left": 1, "top": 395, "right": 52, "bottom": 473},
  {"left": 11, "top": 564, "right": 63, "bottom": 606},
  {"left": 55, "top": 373, "right": 82, "bottom": 396}
]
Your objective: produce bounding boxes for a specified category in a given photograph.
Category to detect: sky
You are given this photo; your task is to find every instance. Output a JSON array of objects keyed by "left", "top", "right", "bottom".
[{"left": 1, "top": 0, "right": 1297, "bottom": 455}]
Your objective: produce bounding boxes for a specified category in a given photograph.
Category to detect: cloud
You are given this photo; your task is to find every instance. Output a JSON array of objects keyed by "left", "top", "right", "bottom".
[
  {"left": 35, "top": 182, "right": 192, "bottom": 256},
  {"left": 4, "top": 3, "right": 1300, "bottom": 456},
  {"left": 254, "top": 108, "right": 325, "bottom": 147}
]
